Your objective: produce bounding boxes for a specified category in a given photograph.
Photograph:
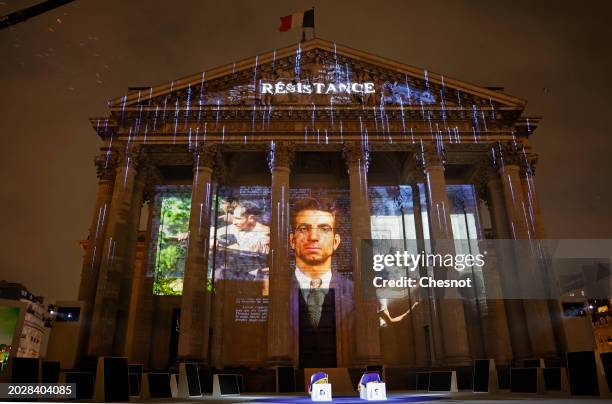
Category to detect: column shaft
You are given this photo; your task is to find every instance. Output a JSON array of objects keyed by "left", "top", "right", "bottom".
[
  {"left": 482, "top": 168, "right": 523, "bottom": 363},
  {"left": 110, "top": 172, "right": 145, "bottom": 355},
  {"left": 124, "top": 204, "right": 154, "bottom": 364},
  {"left": 267, "top": 142, "right": 294, "bottom": 364},
  {"left": 88, "top": 146, "right": 140, "bottom": 356},
  {"left": 344, "top": 143, "right": 381, "bottom": 365},
  {"left": 178, "top": 146, "right": 215, "bottom": 363},
  {"left": 498, "top": 143, "right": 557, "bottom": 359},
  {"left": 420, "top": 144, "right": 471, "bottom": 366},
  {"left": 77, "top": 154, "right": 116, "bottom": 361},
  {"left": 410, "top": 183, "right": 434, "bottom": 367}
]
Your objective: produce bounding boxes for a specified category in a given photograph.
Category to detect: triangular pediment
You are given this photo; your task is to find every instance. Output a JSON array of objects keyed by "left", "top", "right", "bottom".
[{"left": 109, "top": 38, "right": 525, "bottom": 111}]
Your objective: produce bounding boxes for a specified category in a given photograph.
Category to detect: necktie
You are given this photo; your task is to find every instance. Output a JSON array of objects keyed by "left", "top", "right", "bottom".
[{"left": 307, "top": 278, "right": 324, "bottom": 328}]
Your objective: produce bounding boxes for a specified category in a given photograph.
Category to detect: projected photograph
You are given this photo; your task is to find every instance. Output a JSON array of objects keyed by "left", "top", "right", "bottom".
[
  {"left": 367, "top": 184, "right": 484, "bottom": 327},
  {"left": 289, "top": 189, "right": 353, "bottom": 277},
  {"left": 152, "top": 188, "right": 192, "bottom": 296},
  {"left": 0, "top": 306, "right": 20, "bottom": 371},
  {"left": 369, "top": 185, "right": 420, "bottom": 327},
  {"left": 288, "top": 189, "right": 352, "bottom": 369},
  {"left": 212, "top": 186, "right": 271, "bottom": 295}
]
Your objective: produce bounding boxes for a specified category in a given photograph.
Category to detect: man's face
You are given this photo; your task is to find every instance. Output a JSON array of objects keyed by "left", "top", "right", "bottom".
[
  {"left": 290, "top": 209, "right": 341, "bottom": 267},
  {"left": 232, "top": 206, "right": 255, "bottom": 231}
]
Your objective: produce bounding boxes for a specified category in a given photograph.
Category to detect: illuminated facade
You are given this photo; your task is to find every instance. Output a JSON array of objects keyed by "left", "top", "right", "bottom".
[{"left": 76, "top": 39, "right": 568, "bottom": 370}]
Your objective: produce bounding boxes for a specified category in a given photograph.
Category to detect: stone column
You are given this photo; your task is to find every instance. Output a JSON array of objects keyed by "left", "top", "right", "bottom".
[
  {"left": 88, "top": 143, "right": 141, "bottom": 356},
  {"left": 266, "top": 141, "right": 294, "bottom": 365},
  {"left": 177, "top": 144, "right": 217, "bottom": 363},
  {"left": 125, "top": 165, "right": 161, "bottom": 365},
  {"left": 113, "top": 159, "right": 147, "bottom": 355},
  {"left": 409, "top": 182, "right": 436, "bottom": 367},
  {"left": 418, "top": 143, "right": 471, "bottom": 366},
  {"left": 78, "top": 154, "right": 116, "bottom": 308},
  {"left": 497, "top": 142, "right": 557, "bottom": 359},
  {"left": 343, "top": 142, "right": 381, "bottom": 365},
  {"left": 473, "top": 158, "right": 521, "bottom": 363},
  {"left": 78, "top": 153, "right": 116, "bottom": 359},
  {"left": 209, "top": 155, "right": 228, "bottom": 368},
  {"left": 520, "top": 153, "right": 565, "bottom": 356}
]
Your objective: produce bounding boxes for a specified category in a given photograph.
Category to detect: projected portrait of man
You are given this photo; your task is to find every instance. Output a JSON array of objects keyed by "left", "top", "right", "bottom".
[
  {"left": 230, "top": 201, "right": 270, "bottom": 254},
  {"left": 214, "top": 200, "right": 270, "bottom": 287},
  {"left": 290, "top": 197, "right": 346, "bottom": 368}
]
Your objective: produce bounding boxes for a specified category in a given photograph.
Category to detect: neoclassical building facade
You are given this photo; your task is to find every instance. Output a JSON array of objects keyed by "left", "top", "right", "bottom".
[{"left": 76, "top": 39, "right": 564, "bottom": 371}]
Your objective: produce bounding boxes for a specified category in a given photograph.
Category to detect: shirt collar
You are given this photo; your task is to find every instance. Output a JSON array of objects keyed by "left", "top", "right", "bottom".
[{"left": 295, "top": 266, "right": 332, "bottom": 290}]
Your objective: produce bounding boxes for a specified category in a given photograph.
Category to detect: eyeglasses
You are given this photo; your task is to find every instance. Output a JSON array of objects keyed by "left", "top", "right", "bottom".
[{"left": 294, "top": 224, "right": 334, "bottom": 236}]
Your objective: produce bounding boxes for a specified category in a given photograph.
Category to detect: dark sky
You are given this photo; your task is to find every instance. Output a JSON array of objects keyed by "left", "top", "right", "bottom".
[{"left": 1, "top": 0, "right": 611, "bottom": 304}]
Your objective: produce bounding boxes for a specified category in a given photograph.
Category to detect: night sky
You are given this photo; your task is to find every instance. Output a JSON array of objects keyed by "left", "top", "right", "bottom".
[{"left": 1, "top": 0, "right": 610, "bottom": 304}]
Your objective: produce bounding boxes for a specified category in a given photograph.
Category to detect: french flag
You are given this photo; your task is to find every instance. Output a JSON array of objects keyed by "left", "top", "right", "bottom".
[{"left": 279, "top": 9, "right": 314, "bottom": 32}]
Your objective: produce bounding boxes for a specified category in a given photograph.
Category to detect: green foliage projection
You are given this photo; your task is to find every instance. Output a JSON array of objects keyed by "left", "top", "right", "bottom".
[{"left": 153, "top": 196, "right": 191, "bottom": 295}]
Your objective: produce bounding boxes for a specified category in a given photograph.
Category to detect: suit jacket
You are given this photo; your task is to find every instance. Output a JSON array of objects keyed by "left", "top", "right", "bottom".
[{"left": 293, "top": 269, "right": 351, "bottom": 368}]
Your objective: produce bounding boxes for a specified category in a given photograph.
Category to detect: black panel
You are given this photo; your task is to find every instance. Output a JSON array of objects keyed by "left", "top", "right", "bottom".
[
  {"left": 276, "top": 366, "right": 295, "bottom": 393},
  {"left": 41, "top": 361, "right": 60, "bottom": 383},
  {"left": 185, "top": 363, "right": 201, "bottom": 396},
  {"left": 147, "top": 373, "right": 172, "bottom": 398},
  {"left": 510, "top": 368, "right": 538, "bottom": 393},
  {"left": 429, "top": 371, "right": 452, "bottom": 391},
  {"left": 199, "top": 368, "right": 214, "bottom": 394},
  {"left": 602, "top": 353, "right": 612, "bottom": 392},
  {"left": 567, "top": 351, "right": 600, "bottom": 396},
  {"left": 294, "top": 368, "right": 305, "bottom": 392},
  {"left": 65, "top": 372, "right": 95, "bottom": 400},
  {"left": 347, "top": 368, "right": 363, "bottom": 389},
  {"left": 128, "top": 364, "right": 143, "bottom": 396},
  {"left": 11, "top": 357, "right": 39, "bottom": 383},
  {"left": 103, "top": 357, "right": 129, "bottom": 402},
  {"left": 497, "top": 366, "right": 510, "bottom": 390},
  {"left": 218, "top": 374, "right": 240, "bottom": 395},
  {"left": 384, "top": 368, "right": 414, "bottom": 390},
  {"left": 542, "top": 367, "right": 561, "bottom": 391},
  {"left": 129, "top": 373, "right": 140, "bottom": 396},
  {"left": 455, "top": 366, "right": 473, "bottom": 391},
  {"left": 236, "top": 374, "right": 244, "bottom": 393},
  {"left": 416, "top": 372, "right": 430, "bottom": 390},
  {"left": 473, "top": 359, "right": 490, "bottom": 392},
  {"left": 604, "top": 366, "right": 612, "bottom": 392},
  {"left": 601, "top": 352, "right": 612, "bottom": 367}
]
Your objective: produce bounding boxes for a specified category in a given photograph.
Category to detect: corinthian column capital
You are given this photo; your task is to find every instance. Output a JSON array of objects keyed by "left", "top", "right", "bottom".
[
  {"left": 94, "top": 152, "right": 117, "bottom": 181},
  {"left": 342, "top": 141, "right": 369, "bottom": 171},
  {"left": 471, "top": 153, "right": 498, "bottom": 202},
  {"left": 115, "top": 142, "right": 142, "bottom": 168},
  {"left": 268, "top": 141, "right": 294, "bottom": 172},
  {"left": 402, "top": 152, "right": 423, "bottom": 184},
  {"left": 495, "top": 141, "right": 521, "bottom": 167},
  {"left": 416, "top": 142, "right": 445, "bottom": 173},
  {"left": 194, "top": 143, "right": 218, "bottom": 171}
]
